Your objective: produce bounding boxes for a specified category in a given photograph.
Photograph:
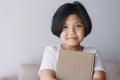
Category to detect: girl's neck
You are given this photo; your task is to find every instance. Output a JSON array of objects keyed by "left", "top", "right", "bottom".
[{"left": 61, "top": 44, "right": 84, "bottom": 51}]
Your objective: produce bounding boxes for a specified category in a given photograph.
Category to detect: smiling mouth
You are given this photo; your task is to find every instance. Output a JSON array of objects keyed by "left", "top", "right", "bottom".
[{"left": 67, "top": 37, "right": 77, "bottom": 40}]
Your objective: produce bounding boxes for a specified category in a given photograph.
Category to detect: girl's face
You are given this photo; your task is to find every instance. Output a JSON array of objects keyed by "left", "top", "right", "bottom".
[{"left": 60, "top": 14, "right": 85, "bottom": 49}]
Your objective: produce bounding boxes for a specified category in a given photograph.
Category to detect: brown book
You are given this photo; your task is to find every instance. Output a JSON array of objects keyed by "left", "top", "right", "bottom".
[{"left": 56, "top": 49, "right": 95, "bottom": 80}]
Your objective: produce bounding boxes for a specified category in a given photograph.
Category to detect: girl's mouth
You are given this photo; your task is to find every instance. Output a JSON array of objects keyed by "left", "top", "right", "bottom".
[{"left": 67, "top": 37, "right": 77, "bottom": 40}]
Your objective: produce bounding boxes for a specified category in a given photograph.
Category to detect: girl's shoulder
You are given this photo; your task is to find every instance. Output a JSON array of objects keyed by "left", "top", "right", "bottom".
[
  {"left": 45, "top": 45, "right": 60, "bottom": 52},
  {"left": 83, "top": 47, "right": 99, "bottom": 54},
  {"left": 44, "top": 45, "right": 99, "bottom": 54}
]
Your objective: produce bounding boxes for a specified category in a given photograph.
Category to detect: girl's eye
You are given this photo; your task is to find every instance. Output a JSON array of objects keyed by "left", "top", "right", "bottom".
[
  {"left": 62, "top": 25, "right": 68, "bottom": 31},
  {"left": 63, "top": 25, "right": 68, "bottom": 29},
  {"left": 76, "top": 24, "right": 81, "bottom": 27},
  {"left": 75, "top": 23, "right": 82, "bottom": 28}
]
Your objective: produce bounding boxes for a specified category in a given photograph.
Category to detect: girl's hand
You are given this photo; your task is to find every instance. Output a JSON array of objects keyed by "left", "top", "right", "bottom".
[
  {"left": 39, "top": 69, "right": 57, "bottom": 80},
  {"left": 93, "top": 71, "right": 106, "bottom": 80}
]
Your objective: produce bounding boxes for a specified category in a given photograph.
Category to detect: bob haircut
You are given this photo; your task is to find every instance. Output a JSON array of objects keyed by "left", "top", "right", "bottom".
[{"left": 51, "top": 1, "right": 92, "bottom": 37}]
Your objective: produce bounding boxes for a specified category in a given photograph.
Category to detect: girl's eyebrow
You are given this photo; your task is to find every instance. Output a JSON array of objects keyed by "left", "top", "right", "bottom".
[
  {"left": 74, "top": 21, "right": 83, "bottom": 25},
  {"left": 63, "top": 23, "right": 68, "bottom": 26},
  {"left": 76, "top": 21, "right": 83, "bottom": 23}
]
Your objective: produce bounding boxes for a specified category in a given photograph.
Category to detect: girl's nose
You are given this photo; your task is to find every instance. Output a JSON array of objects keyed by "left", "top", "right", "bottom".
[{"left": 69, "top": 27, "right": 76, "bottom": 35}]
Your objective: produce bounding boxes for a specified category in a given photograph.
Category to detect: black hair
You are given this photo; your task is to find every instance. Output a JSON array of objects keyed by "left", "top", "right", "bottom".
[{"left": 51, "top": 1, "right": 92, "bottom": 37}]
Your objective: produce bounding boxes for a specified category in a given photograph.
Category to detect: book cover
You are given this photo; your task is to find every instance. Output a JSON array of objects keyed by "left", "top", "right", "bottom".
[{"left": 56, "top": 49, "right": 95, "bottom": 80}]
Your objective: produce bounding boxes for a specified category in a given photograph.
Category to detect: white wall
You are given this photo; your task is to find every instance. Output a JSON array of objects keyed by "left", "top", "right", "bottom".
[{"left": 0, "top": 0, "right": 120, "bottom": 77}]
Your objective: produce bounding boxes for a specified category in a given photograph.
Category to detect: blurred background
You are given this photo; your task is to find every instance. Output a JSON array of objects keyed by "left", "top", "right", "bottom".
[{"left": 0, "top": 0, "right": 120, "bottom": 77}]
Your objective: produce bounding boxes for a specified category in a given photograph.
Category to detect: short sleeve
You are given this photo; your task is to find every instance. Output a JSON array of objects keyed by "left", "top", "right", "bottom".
[
  {"left": 94, "top": 50, "right": 105, "bottom": 72},
  {"left": 39, "top": 46, "right": 57, "bottom": 72}
]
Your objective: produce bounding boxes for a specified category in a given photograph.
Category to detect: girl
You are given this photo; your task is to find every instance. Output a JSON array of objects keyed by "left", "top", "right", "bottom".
[{"left": 39, "top": 1, "right": 106, "bottom": 80}]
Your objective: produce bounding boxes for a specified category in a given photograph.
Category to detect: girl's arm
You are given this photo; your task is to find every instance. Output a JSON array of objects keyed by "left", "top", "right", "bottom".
[
  {"left": 93, "top": 71, "right": 106, "bottom": 80},
  {"left": 39, "top": 69, "right": 57, "bottom": 80},
  {"left": 39, "top": 69, "right": 106, "bottom": 80}
]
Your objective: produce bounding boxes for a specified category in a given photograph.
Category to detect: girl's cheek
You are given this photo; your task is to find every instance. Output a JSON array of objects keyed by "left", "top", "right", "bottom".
[{"left": 60, "top": 31, "right": 67, "bottom": 37}]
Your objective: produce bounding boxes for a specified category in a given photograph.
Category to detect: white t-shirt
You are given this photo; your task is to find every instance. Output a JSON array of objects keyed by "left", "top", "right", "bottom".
[{"left": 39, "top": 45, "right": 105, "bottom": 72}]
